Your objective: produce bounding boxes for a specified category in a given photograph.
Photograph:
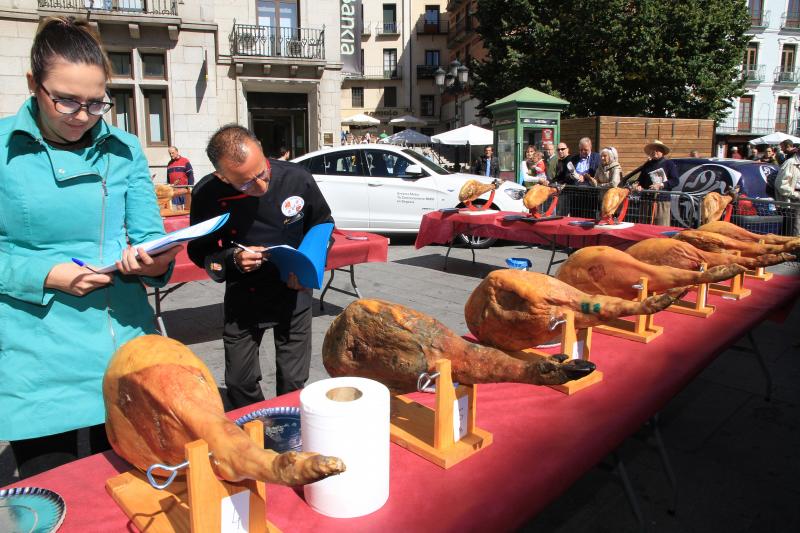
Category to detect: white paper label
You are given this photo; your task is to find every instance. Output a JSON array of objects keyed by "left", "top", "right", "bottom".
[
  {"left": 220, "top": 490, "right": 250, "bottom": 532},
  {"left": 453, "top": 394, "right": 469, "bottom": 442},
  {"left": 572, "top": 340, "right": 585, "bottom": 360}
]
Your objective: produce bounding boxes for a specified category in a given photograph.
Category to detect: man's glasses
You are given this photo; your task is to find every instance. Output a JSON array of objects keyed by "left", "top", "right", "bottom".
[
  {"left": 557, "top": 147, "right": 568, "bottom": 151},
  {"left": 40, "top": 85, "right": 114, "bottom": 116},
  {"left": 238, "top": 167, "right": 270, "bottom": 192}
]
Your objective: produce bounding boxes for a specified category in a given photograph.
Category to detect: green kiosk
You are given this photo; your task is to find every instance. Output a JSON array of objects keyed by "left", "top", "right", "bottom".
[{"left": 486, "top": 87, "right": 569, "bottom": 183}]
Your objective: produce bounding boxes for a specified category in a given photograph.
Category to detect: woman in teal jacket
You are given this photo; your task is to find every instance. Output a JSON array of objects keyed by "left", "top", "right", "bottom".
[{"left": 0, "top": 17, "right": 179, "bottom": 478}]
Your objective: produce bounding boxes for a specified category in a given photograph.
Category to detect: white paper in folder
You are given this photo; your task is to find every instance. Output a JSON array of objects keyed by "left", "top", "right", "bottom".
[{"left": 300, "top": 377, "right": 390, "bottom": 518}]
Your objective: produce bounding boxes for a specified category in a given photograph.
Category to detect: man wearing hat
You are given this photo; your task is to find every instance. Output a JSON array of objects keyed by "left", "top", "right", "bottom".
[{"left": 630, "top": 140, "right": 679, "bottom": 225}]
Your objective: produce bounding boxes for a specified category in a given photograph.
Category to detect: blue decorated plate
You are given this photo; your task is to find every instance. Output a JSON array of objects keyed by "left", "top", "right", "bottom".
[
  {"left": 235, "top": 407, "right": 302, "bottom": 453},
  {"left": 0, "top": 487, "right": 66, "bottom": 533}
]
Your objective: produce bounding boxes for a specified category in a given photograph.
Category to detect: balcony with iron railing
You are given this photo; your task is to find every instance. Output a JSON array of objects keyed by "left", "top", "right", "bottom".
[
  {"left": 417, "top": 65, "right": 441, "bottom": 79},
  {"left": 375, "top": 21, "right": 400, "bottom": 35},
  {"left": 344, "top": 66, "right": 401, "bottom": 80},
  {"left": 716, "top": 117, "right": 777, "bottom": 135},
  {"left": 38, "top": 0, "right": 177, "bottom": 16},
  {"left": 742, "top": 64, "right": 765, "bottom": 83},
  {"left": 774, "top": 66, "right": 800, "bottom": 83},
  {"left": 416, "top": 15, "right": 449, "bottom": 34},
  {"left": 750, "top": 8, "right": 770, "bottom": 28},
  {"left": 781, "top": 10, "right": 800, "bottom": 29},
  {"left": 230, "top": 24, "right": 325, "bottom": 60}
]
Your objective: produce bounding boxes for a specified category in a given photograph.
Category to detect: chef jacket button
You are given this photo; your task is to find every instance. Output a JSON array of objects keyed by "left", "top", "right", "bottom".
[
  {"left": 221, "top": 202, "right": 227, "bottom": 207},
  {"left": 230, "top": 229, "right": 237, "bottom": 235}
]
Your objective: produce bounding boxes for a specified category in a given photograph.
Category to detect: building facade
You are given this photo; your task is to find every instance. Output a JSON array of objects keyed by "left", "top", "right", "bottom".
[
  {"left": 442, "top": 0, "right": 486, "bottom": 130},
  {"left": 339, "top": 0, "right": 448, "bottom": 137},
  {"left": 717, "top": 0, "right": 800, "bottom": 156},
  {"left": 0, "top": 0, "right": 343, "bottom": 178}
]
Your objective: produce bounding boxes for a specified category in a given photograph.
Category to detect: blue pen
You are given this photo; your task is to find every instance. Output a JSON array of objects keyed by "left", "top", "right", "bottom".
[{"left": 71, "top": 258, "right": 102, "bottom": 274}]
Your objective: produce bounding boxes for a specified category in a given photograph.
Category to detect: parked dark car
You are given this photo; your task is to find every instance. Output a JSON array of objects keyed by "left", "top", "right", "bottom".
[{"left": 623, "top": 158, "right": 781, "bottom": 230}]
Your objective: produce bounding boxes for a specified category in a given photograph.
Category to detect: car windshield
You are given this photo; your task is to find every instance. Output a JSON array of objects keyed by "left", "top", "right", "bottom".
[{"left": 402, "top": 149, "right": 451, "bottom": 174}]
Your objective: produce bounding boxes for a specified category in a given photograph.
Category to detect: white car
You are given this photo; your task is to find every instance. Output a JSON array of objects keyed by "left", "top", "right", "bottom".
[{"left": 292, "top": 145, "right": 527, "bottom": 247}]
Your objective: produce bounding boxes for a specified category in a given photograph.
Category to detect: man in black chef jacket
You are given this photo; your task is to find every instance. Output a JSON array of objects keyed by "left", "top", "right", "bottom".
[{"left": 188, "top": 124, "right": 334, "bottom": 408}]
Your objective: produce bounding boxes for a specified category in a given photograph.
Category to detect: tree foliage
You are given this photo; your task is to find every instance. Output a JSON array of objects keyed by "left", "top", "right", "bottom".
[{"left": 471, "top": 0, "right": 750, "bottom": 120}]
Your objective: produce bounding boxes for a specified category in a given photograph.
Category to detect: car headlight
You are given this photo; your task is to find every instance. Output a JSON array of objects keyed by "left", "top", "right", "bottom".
[{"left": 504, "top": 186, "right": 526, "bottom": 201}]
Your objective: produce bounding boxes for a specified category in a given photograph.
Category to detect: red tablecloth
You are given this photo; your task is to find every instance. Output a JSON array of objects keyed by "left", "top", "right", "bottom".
[
  {"left": 7, "top": 274, "right": 799, "bottom": 532},
  {"left": 161, "top": 216, "right": 389, "bottom": 284},
  {"left": 414, "top": 210, "right": 682, "bottom": 250}
]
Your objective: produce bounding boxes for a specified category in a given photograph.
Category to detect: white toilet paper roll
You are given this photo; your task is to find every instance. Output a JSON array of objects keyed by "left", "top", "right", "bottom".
[{"left": 300, "top": 377, "right": 390, "bottom": 518}]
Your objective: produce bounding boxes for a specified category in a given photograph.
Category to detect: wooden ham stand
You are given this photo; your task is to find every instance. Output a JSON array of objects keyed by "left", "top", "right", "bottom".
[
  {"left": 519, "top": 310, "right": 603, "bottom": 395},
  {"left": 745, "top": 240, "right": 774, "bottom": 281},
  {"left": 707, "top": 252, "right": 751, "bottom": 300},
  {"left": 664, "top": 263, "right": 715, "bottom": 318},
  {"left": 390, "top": 359, "right": 493, "bottom": 468},
  {"left": 106, "top": 421, "right": 279, "bottom": 533},
  {"left": 594, "top": 277, "right": 664, "bottom": 343}
]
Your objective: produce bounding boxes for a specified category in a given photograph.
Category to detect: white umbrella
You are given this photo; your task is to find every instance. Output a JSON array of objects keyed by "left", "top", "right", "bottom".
[
  {"left": 389, "top": 114, "right": 427, "bottom": 127},
  {"left": 748, "top": 131, "right": 800, "bottom": 145},
  {"left": 341, "top": 113, "right": 381, "bottom": 126},
  {"left": 380, "top": 129, "right": 432, "bottom": 145},
  {"left": 430, "top": 124, "right": 493, "bottom": 146}
]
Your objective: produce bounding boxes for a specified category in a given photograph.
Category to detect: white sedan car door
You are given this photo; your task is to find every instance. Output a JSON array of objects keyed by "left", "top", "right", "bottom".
[
  {"left": 363, "top": 149, "right": 438, "bottom": 230},
  {"left": 306, "top": 149, "right": 370, "bottom": 230}
]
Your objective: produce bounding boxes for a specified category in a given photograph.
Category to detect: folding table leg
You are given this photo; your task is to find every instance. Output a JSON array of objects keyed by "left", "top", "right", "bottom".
[
  {"left": 443, "top": 238, "right": 475, "bottom": 272},
  {"left": 319, "top": 269, "right": 335, "bottom": 311},
  {"left": 613, "top": 451, "right": 646, "bottom": 532},
  {"left": 649, "top": 414, "right": 678, "bottom": 515},
  {"left": 729, "top": 331, "right": 773, "bottom": 401}
]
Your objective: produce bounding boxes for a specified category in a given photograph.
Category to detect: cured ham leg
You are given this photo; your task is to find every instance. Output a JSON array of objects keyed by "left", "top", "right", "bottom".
[
  {"left": 701, "top": 190, "right": 736, "bottom": 224},
  {"left": 556, "top": 246, "right": 746, "bottom": 300},
  {"left": 458, "top": 179, "right": 498, "bottom": 203},
  {"left": 465, "top": 270, "right": 683, "bottom": 351},
  {"left": 626, "top": 238, "right": 794, "bottom": 271},
  {"left": 523, "top": 184, "right": 558, "bottom": 214},
  {"left": 600, "top": 187, "right": 630, "bottom": 224},
  {"left": 698, "top": 220, "right": 797, "bottom": 245},
  {"left": 674, "top": 230, "right": 800, "bottom": 257},
  {"left": 322, "top": 299, "right": 596, "bottom": 393},
  {"left": 104, "top": 335, "right": 345, "bottom": 485}
]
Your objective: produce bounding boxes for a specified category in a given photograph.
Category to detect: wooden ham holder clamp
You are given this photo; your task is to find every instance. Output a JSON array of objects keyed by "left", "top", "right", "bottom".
[
  {"left": 594, "top": 277, "right": 664, "bottom": 343},
  {"left": 746, "top": 240, "right": 774, "bottom": 281},
  {"left": 708, "top": 252, "right": 751, "bottom": 300},
  {"left": 106, "top": 421, "right": 279, "bottom": 533},
  {"left": 518, "top": 310, "right": 603, "bottom": 395},
  {"left": 390, "top": 359, "right": 493, "bottom": 468},
  {"left": 664, "top": 263, "right": 715, "bottom": 318}
]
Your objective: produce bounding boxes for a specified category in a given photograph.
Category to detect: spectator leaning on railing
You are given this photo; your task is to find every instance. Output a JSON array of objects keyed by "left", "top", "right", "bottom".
[
  {"left": 775, "top": 150, "right": 800, "bottom": 235},
  {"left": 628, "top": 140, "right": 679, "bottom": 226}
]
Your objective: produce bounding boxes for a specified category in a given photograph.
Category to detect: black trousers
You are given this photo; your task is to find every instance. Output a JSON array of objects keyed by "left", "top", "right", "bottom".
[
  {"left": 9, "top": 423, "right": 110, "bottom": 480},
  {"left": 223, "top": 304, "right": 313, "bottom": 409}
]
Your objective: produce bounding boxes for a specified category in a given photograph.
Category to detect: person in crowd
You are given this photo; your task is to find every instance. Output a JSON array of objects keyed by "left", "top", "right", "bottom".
[
  {"left": 689, "top": 149, "right": 700, "bottom": 158},
  {"left": 730, "top": 146, "right": 743, "bottom": 159},
  {"left": 775, "top": 151, "right": 800, "bottom": 235},
  {"left": 519, "top": 145, "right": 548, "bottom": 187},
  {"left": 472, "top": 145, "right": 499, "bottom": 178},
  {"left": 542, "top": 141, "right": 556, "bottom": 180},
  {"left": 778, "top": 139, "right": 794, "bottom": 164},
  {"left": 0, "top": 16, "right": 178, "bottom": 478},
  {"left": 167, "top": 145, "right": 194, "bottom": 209},
  {"left": 629, "top": 140, "right": 679, "bottom": 226},
  {"left": 276, "top": 146, "right": 291, "bottom": 161},
  {"left": 568, "top": 137, "right": 600, "bottom": 186},
  {"left": 188, "top": 125, "right": 334, "bottom": 408},
  {"left": 760, "top": 146, "right": 779, "bottom": 165},
  {"left": 748, "top": 146, "right": 761, "bottom": 161},
  {"left": 423, "top": 147, "right": 434, "bottom": 161},
  {"left": 594, "top": 147, "right": 623, "bottom": 188},
  {"left": 551, "top": 142, "right": 575, "bottom": 215}
]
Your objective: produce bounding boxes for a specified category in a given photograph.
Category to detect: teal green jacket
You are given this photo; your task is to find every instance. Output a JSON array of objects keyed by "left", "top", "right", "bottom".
[{"left": 0, "top": 98, "right": 172, "bottom": 440}]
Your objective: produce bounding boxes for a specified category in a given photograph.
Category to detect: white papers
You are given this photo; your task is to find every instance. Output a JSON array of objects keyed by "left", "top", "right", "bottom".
[
  {"left": 93, "top": 213, "right": 229, "bottom": 273},
  {"left": 220, "top": 490, "right": 250, "bottom": 532},
  {"left": 459, "top": 209, "right": 499, "bottom": 216},
  {"left": 453, "top": 394, "right": 469, "bottom": 442}
]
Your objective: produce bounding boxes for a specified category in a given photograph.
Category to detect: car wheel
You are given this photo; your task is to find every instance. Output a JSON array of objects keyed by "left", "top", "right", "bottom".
[{"left": 455, "top": 200, "right": 498, "bottom": 249}]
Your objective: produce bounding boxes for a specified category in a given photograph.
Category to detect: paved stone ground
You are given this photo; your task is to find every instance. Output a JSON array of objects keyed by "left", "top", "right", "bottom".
[{"left": 1, "top": 236, "right": 798, "bottom": 532}]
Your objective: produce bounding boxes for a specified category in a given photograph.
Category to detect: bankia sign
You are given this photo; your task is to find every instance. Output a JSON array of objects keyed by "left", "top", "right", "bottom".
[{"left": 341, "top": 0, "right": 362, "bottom": 75}]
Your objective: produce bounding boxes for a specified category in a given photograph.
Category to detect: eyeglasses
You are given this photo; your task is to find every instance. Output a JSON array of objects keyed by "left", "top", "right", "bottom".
[
  {"left": 238, "top": 166, "right": 270, "bottom": 192},
  {"left": 557, "top": 147, "right": 568, "bottom": 151},
  {"left": 39, "top": 85, "right": 113, "bottom": 116}
]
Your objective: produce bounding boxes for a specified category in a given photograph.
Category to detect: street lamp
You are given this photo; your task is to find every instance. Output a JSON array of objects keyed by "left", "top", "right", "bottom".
[{"left": 434, "top": 59, "right": 470, "bottom": 128}]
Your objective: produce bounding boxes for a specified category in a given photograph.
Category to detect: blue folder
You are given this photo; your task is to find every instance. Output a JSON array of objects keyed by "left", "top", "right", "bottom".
[{"left": 267, "top": 222, "right": 335, "bottom": 289}]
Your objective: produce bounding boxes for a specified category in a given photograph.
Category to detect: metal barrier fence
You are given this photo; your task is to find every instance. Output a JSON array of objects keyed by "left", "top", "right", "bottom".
[{"left": 542, "top": 186, "right": 800, "bottom": 237}]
